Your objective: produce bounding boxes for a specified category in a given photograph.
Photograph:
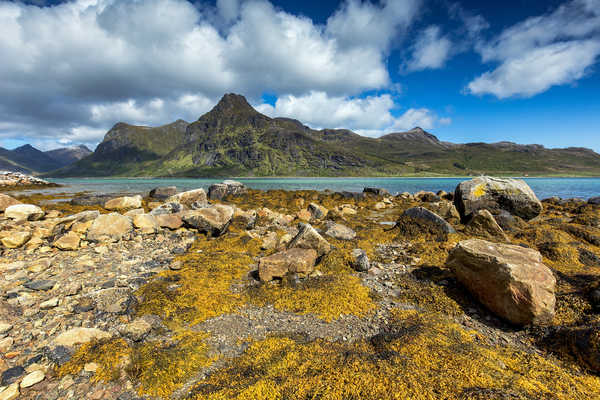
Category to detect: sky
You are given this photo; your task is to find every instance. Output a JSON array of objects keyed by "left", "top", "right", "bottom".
[{"left": 0, "top": 0, "right": 599, "bottom": 151}]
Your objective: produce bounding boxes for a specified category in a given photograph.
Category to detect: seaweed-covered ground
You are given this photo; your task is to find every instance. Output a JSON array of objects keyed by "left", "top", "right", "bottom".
[{"left": 1, "top": 187, "right": 599, "bottom": 399}]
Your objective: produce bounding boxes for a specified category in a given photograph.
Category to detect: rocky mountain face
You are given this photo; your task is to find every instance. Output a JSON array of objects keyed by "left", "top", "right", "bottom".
[
  {"left": 0, "top": 144, "right": 93, "bottom": 174},
  {"left": 50, "top": 93, "right": 600, "bottom": 177},
  {"left": 44, "top": 145, "right": 92, "bottom": 168}
]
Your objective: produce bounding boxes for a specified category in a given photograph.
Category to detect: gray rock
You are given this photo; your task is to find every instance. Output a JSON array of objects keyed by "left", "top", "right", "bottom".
[
  {"left": 401, "top": 207, "right": 456, "bottom": 234},
  {"left": 589, "top": 196, "right": 600, "bottom": 205},
  {"left": 23, "top": 279, "right": 56, "bottom": 291},
  {"left": 181, "top": 204, "right": 234, "bottom": 236},
  {"left": 150, "top": 202, "right": 183, "bottom": 215},
  {"left": 363, "top": 187, "right": 390, "bottom": 196},
  {"left": 287, "top": 223, "right": 332, "bottom": 257},
  {"left": 325, "top": 222, "right": 356, "bottom": 240},
  {"left": 351, "top": 249, "right": 370, "bottom": 272},
  {"left": 149, "top": 186, "right": 177, "bottom": 200},
  {"left": 70, "top": 193, "right": 115, "bottom": 206},
  {"left": 208, "top": 180, "right": 247, "bottom": 200}
]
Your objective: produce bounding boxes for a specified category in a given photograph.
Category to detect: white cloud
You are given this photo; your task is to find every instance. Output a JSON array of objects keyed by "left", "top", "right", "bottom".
[
  {"left": 256, "top": 91, "right": 448, "bottom": 137},
  {"left": 467, "top": 0, "right": 600, "bottom": 98},
  {"left": 405, "top": 25, "right": 452, "bottom": 71}
]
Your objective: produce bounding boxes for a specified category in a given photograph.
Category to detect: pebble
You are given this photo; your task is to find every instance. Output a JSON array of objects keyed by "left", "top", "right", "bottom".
[
  {"left": 0, "top": 383, "right": 19, "bottom": 400},
  {"left": 23, "top": 279, "right": 56, "bottom": 291},
  {"left": 20, "top": 370, "right": 45, "bottom": 388},
  {"left": 40, "top": 297, "right": 60, "bottom": 309},
  {"left": 0, "top": 337, "right": 14, "bottom": 353},
  {"left": 0, "top": 323, "right": 12, "bottom": 335}
]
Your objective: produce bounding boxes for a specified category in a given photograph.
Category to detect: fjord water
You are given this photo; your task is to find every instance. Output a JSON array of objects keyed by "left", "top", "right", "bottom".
[{"left": 33, "top": 177, "right": 600, "bottom": 200}]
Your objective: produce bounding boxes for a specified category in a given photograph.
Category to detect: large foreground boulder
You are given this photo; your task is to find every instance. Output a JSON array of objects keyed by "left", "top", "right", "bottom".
[
  {"left": 454, "top": 176, "right": 542, "bottom": 221},
  {"left": 4, "top": 204, "right": 44, "bottom": 221},
  {"left": 87, "top": 213, "right": 133, "bottom": 242},
  {"left": 167, "top": 188, "right": 207, "bottom": 207},
  {"left": 181, "top": 204, "right": 233, "bottom": 236},
  {"left": 258, "top": 248, "right": 318, "bottom": 281},
  {"left": 447, "top": 239, "right": 555, "bottom": 326},
  {"left": 208, "top": 180, "right": 247, "bottom": 200}
]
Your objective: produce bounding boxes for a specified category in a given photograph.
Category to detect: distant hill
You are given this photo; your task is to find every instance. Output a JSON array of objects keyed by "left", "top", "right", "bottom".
[
  {"left": 50, "top": 93, "right": 600, "bottom": 177},
  {"left": 0, "top": 144, "right": 92, "bottom": 174}
]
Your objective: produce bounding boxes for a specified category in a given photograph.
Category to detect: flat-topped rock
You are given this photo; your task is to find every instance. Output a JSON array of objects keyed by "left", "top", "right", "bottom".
[
  {"left": 287, "top": 223, "right": 331, "bottom": 257},
  {"left": 149, "top": 186, "right": 177, "bottom": 200},
  {"left": 258, "top": 248, "right": 318, "bottom": 281},
  {"left": 1, "top": 230, "right": 32, "bottom": 248},
  {"left": 5, "top": 204, "right": 44, "bottom": 221},
  {"left": 181, "top": 204, "right": 233, "bottom": 236},
  {"left": 167, "top": 188, "right": 207, "bottom": 207},
  {"left": 53, "top": 231, "right": 80, "bottom": 250},
  {"left": 87, "top": 213, "right": 133, "bottom": 242},
  {"left": 54, "top": 327, "right": 111, "bottom": 347},
  {"left": 104, "top": 195, "right": 143, "bottom": 211},
  {"left": 208, "top": 180, "right": 247, "bottom": 200},
  {"left": 401, "top": 207, "right": 456, "bottom": 234}
]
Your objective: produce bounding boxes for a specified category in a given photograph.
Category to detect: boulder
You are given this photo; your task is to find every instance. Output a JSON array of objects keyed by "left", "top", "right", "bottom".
[
  {"left": 415, "top": 191, "right": 440, "bottom": 202},
  {"left": 154, "top": 214, "right": 183, "bottom": 230},
  {"left": 5, "top": 204, "right": 44, "bottom": 221},
  {"left": 0, "top": 194, "right": 20, "bottom": 212},
  {"left": 132, "top": 214, "right": 159, "bottom": 234},
  {"left": 167, "top": 188, "right": 207, "bottom": 207},
  {"left": 463, "top": 209, "right": 509, "bottom": 241},
  {"left": 308, "top": 203, "right": 328, "bottom": 219},
  {"left": 150, "top": 202, "right": 184, "bottom": 215},
  {"left": 447, "top": 238, "right": 556, "bottom": 326},
  {"left": 208, "top": 180, "right": 247, "bottom": 200},
  {"left": 88, "top": 287, "right": 136, "bottom": 314},
  {"left": 70, "top": 193, "right": 114, "bottom": 206},
  {"left": 1, "top": 231, "right": 32, "bottom": 249},
  {"left": 181, "top": 204, "right": 234, "bottom": 236},
  {"left": 427, "top": 201, "right": 460, "bottom": 221},
  {"left": 232, "top": 207, "right": 256, "bottom": 229},
  {"left": 363, "top": 187, "right": 390, "bottom": 196},
  {"left": 258, "top": 248, "right": 318, "bottom": 281},
  {"left": 124, "top": 208, "right": 145, "bottom": 217},
  {"left": 287, "top": 223, "right": 331, "bottom": 257},
  {"left": 351, "top": 249, "right": 370, "bottom": 272},
  {"left": 118, "top": 317, "right": 152, "bottom": 342},
  {"left": 53, "top": 231, "right": 80, "bottom": 250},
  {"left": 401, "top": 207, "right": 456, "bottom": 234},
  {"left": 325, "top": 222, "right": 356, "bottom": 240},
  {"left": 87, "top": 213, "right": 133, "bottom": 242},
  {"left": 454, "top": 176, "right": 542, "bottom": 221},
  {"left": 149, "top": 186, "right": 177, "bottom": 200},
  {"left": 104, "top": 195, "right": 142, "bottom": 211},
  {"left": 54, "top": 327, "right": 111, "bottom": 347}
]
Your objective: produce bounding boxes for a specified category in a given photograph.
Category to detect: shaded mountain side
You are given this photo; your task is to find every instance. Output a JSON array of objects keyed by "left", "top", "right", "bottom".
[
  {"left": 49, "top": 93, "right": 600, "bottom": 177},
  {"left": 0, "top": 145, "right": 62, "bottom": 173},
  {"left": 44, "top": 145, "right": 92, "bottom": 168}
]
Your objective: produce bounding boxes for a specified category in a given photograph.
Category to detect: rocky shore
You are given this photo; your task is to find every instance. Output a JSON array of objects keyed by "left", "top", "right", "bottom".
[
  {"left": 0, "top": 173, "right": 58, "bottom": 191},
  {"left": 0, "top": 177, "right": 599, "bottom": 399}
]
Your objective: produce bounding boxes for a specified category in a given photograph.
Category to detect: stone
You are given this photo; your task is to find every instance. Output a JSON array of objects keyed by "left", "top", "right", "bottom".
[
  {"left": 84, "top": 362, "right": 98, "bottom": 373},
  {"left": 0, "top": 194, "right": 20, "bottom": 212},
  {"left": 464, "top": 209, "right": 509, "bottom": 241},
  {"left": 24, "top": 279, "right": 56, "bottom": 291},
  {"left": 124, "top": 208, "right": 145, "bottom": 217},
  {"left": 154, "top": 214, "right": 183, "bottom": 230},
  {"left": 149, "top": 186, "right": 177, "bottom": 200},
  {"left": 70, "top": 193, "right": 114, "bottom": 206},
  {"left": 20, "top": 370, "right": 44, "bottom": 388},
  {"left": 261, "top": 231, "right": 279, "bottom": 250},
  {"left": 351, "top": 249, "right": 370, "bottom": 272},
  {"left": 4, "top": 204, "right": 44, "bottom": 221},
  {"left": 232, "top": 207, "right": 256, "bottom": 229},
  {"left": 0, "top": 383, "right": 19, "bottom": 400},
  {"left": 258, "top": 248, "right": 318, "bottom": 281},
  {"left": 373, "top": 202, "right": 386, "bottom": 210},
  {"left": 0, "top": 337, "right": 13, "bottom": 353},
  {"left": 428, "top": 201, "right": 460, "bottom": 221},
  {"left": 181, "top": 204, "right": 234, "bottom": 236},
  {"left": 400, "top": 207, "right": 456, "bottom": 234},
  {"left": 0, "top": 323, "right": 12, "bottom": 334},
  {"left": 87, "top": 213, "right": 133, "bottom": 242},
  {"left": 119, "top": 318, "right": 152, "bottom": 342},
  {"left": 132, "top": 214, "right": 159, "bottom": 234},
  {"left": 208, "top": 180, "right": 247, "bottom": 200},
  {"left": 88, "top": 288, "right": 136, "bottom": 314},
  {"left": 287, "top": 223, "right": 331, "bottom": 257},
  {"left": 53, "top": 231, "right": 80, "bottom": 250},
  {"left": 1, "top": 367, "right": 24, "bottom": 386},
  {"left": 308, "top": 203, "right": 328, "bottom": 219},
  {"left": 167, "top": 188, "right": 207, "bottom": 207},
  {"left": 325, "top": 222, "right": 356, "bottom": 240},
  {"left": 296, "top": 209, "right": 312, "bottom": 221},
  {"left": 40, "top": 297, "right": 59, "bottom": 309},
  {"left": 1, "top": 231, "right": 32, "bottom": 249},
  {"left": 363, "top": 187, "right": 390, "bottom": 196},
  {"left": 150, "top": 202, "right": 184, "bottom": 215},
  {"left": 447, "top": 239, "right": 556, "bottom": 326},
  {"left": 104, "top": 195, "right": 143, "bottom": 211},
  {"left": 54, "top": 327, "right": 111, "bottom": 347},
  {"left": 454, "top": 176, "right": 542, "bottom": 221},
  {"left": 415, "top": 191, "right": 441, "bottom": 202}
]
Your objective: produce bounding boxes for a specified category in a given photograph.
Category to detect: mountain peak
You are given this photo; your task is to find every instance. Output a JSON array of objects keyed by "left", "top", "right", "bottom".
[{"left": 211, "top": 93, "right": 256, "bottom": 116}]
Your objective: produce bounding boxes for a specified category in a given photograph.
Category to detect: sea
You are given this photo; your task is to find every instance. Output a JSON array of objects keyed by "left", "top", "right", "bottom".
[{"left": 16, "top": 177, "right": 600, "bottom": 200}]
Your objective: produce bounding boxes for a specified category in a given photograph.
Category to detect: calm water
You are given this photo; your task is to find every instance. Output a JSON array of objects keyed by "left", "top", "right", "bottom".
[{"left": 17, "top": 177, "right": 600, "bottom": 200}]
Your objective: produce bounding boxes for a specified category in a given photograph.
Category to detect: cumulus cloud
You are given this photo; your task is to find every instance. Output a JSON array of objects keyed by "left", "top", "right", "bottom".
[
  {"left": 256, "top": 91, "right": 448, "bottom": 137},
  {"left": 405, "top": 25, "right": 453, "bottom": 71},
  {"left": 0, "top": 0, "right": 424, "bottom": 149},
  {"left": 467, "top": 0, "right": 600, "bottom": 98}
]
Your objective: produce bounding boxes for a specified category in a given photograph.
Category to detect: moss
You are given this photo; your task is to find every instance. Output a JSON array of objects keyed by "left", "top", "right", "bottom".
[
  {"left": 57, "top": 338, "right": 130, "bottom": 383},
  {"left": 191, "top": 310, "right": 600, "bottom": 400}
]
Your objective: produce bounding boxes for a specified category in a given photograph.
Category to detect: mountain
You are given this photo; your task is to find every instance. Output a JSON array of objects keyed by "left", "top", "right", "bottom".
[
  {"left": 50, "top": 93, "right": 600, "bottom": 177},
  {"left": 45, "top": 145, "right": 92, "bottom": 168}
]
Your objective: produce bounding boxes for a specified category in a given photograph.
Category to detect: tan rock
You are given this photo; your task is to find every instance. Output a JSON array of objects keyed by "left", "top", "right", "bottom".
[
  {"left": 87, "top": 213, "right": 133, "bottom": 242},
  {"left": 287, "top": 223, "right": 331, "bottom": 257},
  {"left": 324, "top": 222, "right": 356, "bottom": 240},
  {"left": 53, "top": 231, "right": 80, "bottom": 250},
  {"left": 124, "top": 208, "right": 145, "bottom": 217},
  {"left": 132, "top": 214, "right": 159, "bottom": 234},
  {"left": 104, "top": 195, "right": 142, "bottom": 211},
  {"left": 5, "top": 204, "right": 44, "bottom": 221},
  {"left": 54, "top": 327, "right": 111, "bottom": 347},
  {"left": 447, "top": 239, "right": 556, "bottom": 326},
  {"left": 0, "top": 383, "right": 19, "bottom": 400},
  {"left": 308, "top": 203, "right": 328, "bottom": 219},
  {"left": 258, "top": 248, "right": 318, "bottom": 281},
  {"left": 181, "top": 204, "right": 233, "bottom": 236},
  {"left": 464, "top": 209, "right": 509, "bottom": 241},
  {"left": 167, "top": 188, "right": 207, "bottom": 207},
  {"left": 40, "top": 297, "right": 59, "bottom": 309},
  {"left": 119, "top": 318, "right": 152, "bottom": 341},
  {"left": 71, "top": 219, "right": 94, "bottom": 234},
  {"left": 154, "top": 214, "right": 183, "bottom": 230},
  {"left": 1, "top": 230, "right": 32, "bottom": 248},
  {"left": 0, "top": 193, "right": 20, "bottom": 212},
  {"left": 20, "top": 370, "right": 45, "bottom": 388},
  {"left": 373, "top": 202, "right": 386, "bottom": 210},
  {"left": 261, "top": 231, "right": 279, "bottom": 250},
  {"left": 0, "top": 337, "right": 13, "bottom": 352},
  {"left": 296, "top": 209, "right": 312, "bottom": 221}
]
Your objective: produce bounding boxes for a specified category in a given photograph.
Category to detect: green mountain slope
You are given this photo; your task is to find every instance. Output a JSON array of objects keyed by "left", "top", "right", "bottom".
[{"left": 50, "top": 94, "right": 600, "bottom": 177}]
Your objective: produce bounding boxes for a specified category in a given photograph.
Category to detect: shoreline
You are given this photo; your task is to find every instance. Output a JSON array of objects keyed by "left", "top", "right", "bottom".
[{"left": 44, "top": 175, "right": 600, "bottom": 180}]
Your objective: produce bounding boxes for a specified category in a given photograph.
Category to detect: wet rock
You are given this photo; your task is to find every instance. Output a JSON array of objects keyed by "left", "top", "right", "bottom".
[
  {"left": 150, "top": 202, "right": 184, "bottom": 215},
  {"left": 24, "top": 279, "right": 56, "bottom": 291},
  {"left": 401, "top": 207, "right": 456, "bottom": 234},
  {"left": 324, "top": 222, "right": 356, "bottom": 240},
  {"left": 149, "top": 186, "right": 177, "bottom": 200},
  {"left": 5, "top": 204, "right": 44, "bottom": 221},
  {"left": 132, "top": 214, "right": 159, "bottom": 234},
  {"left": 181, "top": 204, "right": 233, "bottom": 237},
  {"left": 363, "top": 187, "right": 390, "bottom": 196},
  {"left": 104, "top": 195, "right": 143, "bottom": 211},
  {"left": 287, "top": 223, "right": 332, "bottom": 257},
  {"left": 447, "top": 238, "right": 556, "bottom": 326},
  {"left": 167, "top": 188, "right": 207, "bottom": 207},
  {"left": 20, "top": 370, "right": 44, "bottom": 388},
  {"left": 154, "top": 214, "right": 183, "bottom": 230},
  {"left": 351, "top": 249, "right": 370, "bottom": 272},
  {"left": 0, "top": 194, "right": 20, "bottom": 212},
  {"left": 454, "top": 176, "right": 542, "bottom": 221},
  {"left": 208, "top": 180, "right": 247, "bottom": 200},
  {"left": 87, "top": 213, "right": 133, "bottom": 242},
  {"left": 258, "top": 248, "right": 318, "bottom": 281},
  {"left": 415, "top": 191, "right": 440, "bottom": 202},
  {"left": 1, "top": 230, "right": 32, "bottom": 249},
  {"left": 589, "top": 288, "right": 600, "bottom": 309},
  {"left": 308, "top": 203, "right": 328, "bottom": 219},
  {"left": 464, "top": 209, "right": 509, "bottom": 241},
  {"left": 1, "top": 366, "right": 24, "bottom": 386},
  {"left": 54, "top": 327, "right": 111, "bottom": 347},
  {"left": 53, "top": 231, "right": 80, "bottom": 250},
  {"left": 70, "top": 193, "right": 114, "bottom": 206},
  {"left": 0, "top": 383, "right": 19, "bottom": 400}
]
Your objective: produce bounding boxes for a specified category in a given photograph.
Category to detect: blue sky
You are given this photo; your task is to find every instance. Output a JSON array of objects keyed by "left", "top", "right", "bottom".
[{"left": 1, "top": 0, "right": 599, "bottom": 151}]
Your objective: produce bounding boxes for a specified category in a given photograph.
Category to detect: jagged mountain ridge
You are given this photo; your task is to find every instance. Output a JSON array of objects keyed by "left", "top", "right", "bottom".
[
  {"left": 0, "top": 144, "right": 93, "bottom": 174},
  {"left": 50, "top": 93, "right": 600, "bottom": 177}
]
